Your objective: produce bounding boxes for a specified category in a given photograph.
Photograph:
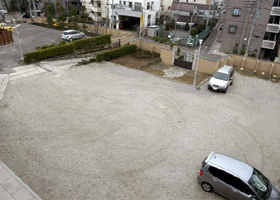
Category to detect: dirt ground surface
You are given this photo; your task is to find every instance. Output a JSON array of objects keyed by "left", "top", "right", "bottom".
[
  {"left": 112, "top": 51, "right": 209, "bottom": 86},
  {"left": 0, "top": 62, "right": 280, "bottom": 200}
]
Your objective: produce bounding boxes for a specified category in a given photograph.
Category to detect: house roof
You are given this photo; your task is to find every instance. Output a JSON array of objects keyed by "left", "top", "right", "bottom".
[
  {"left": 171, "top": 3, "right": 196, "bottom": 12},
  {"left": 171, "top": 2, "right": 217, "bottom": 11}
]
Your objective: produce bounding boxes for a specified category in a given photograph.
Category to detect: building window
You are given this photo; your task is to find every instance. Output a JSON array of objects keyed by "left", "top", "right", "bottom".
[
  {"left": 273, "top": 0, "right": 280, "bottom": 7},
  {"left": 147, "top": 2, "right": 150, "bottom": 10},
  {"left": 228, "top": 25, "right": 237, "bottom": 34},
  {"left": 135, "top": 3, "right": 141, "bottom": 11},
  {"left": 269, "top": 16, "right": 280, "bottom": 24},
  {"left": 119, "top": 1, "right": 121, "bottom": 4},
  {"left": 129, "top": 2, "right": 132, "bottom": 7},
  {"left": 232, "top": 8, "right": 241, "bottom": 16},
  {"left": 264, "top": 32, "right": 277, "bottom": 41},
  {"left": 194, "top": 0, "right": 196, "bottom": 2},
  {"left": 124, "top": 1, "right": 126, "bottom": 5}
]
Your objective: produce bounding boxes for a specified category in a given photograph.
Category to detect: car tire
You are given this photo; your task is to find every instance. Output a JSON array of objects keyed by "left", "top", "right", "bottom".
[
  {"left": 82, "top": 35, "right": 85, "bottom": 38},
  {"left": 69, "top": 38, "right": 73, "bottom": 42},
  {"left": 231, "top": 80, "right": 233, "bottom": 85},
  {"left": 223, "top": 87, "right": 228, "bottom": 93},
  {"left": 201, "top": 182, "right": 213, "bottom": 192}
]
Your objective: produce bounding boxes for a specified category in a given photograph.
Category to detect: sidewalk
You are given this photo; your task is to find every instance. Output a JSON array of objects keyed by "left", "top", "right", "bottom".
[{"left": 0, "top": 161, "right": 42, "bottom": 200}]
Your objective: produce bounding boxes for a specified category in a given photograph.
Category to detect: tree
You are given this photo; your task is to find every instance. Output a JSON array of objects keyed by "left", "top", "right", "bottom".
[
  {"left": 198, "top": 21, "right": 206, "bottom": 33},
  {"left": 56, "top": 1, "right": 66, "bottom": 29},
  {"left": 80, "top": 5, "right": 88, "bottom": 32},
  {"left": 45, "top": 2, "right": 54, "bottom": 26},
  {"left": 170, "top": 18, "right": 175, "bottom": 29},
  {"left": 185, "top": 23, "right": 189, "bottom": 31},
  {"left": 165, "top": 23, "right": 170, "bottom": 31},
  {"left": 67, "top": 4, "right": 78, "bottom": 29},
  {"left": 191, "top": 27, "right": 198, "bottom": 37}
]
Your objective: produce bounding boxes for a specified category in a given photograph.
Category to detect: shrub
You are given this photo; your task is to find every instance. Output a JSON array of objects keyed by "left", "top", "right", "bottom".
[
  {"left": 73, "top": 34, "right": 111, "bottom": 50},
  {"left": 232, "top": 49, "right": 238, "bottom": 54},
  {"left": 24, "top": 43, "right": 75, "bottom": 63},
  {"left": 96, "top": 44, "right": 137, "bottom": 62},
  {"left": 165, "top": 23, "right": 170, "bottom": 31},
  {"left": 170, "top": 18, "right": 175, "bottom": 29},
  {"left": 191, "top": 27, "right": 198, "bottom": 37},
  {"left": 152, "top": 36, "right": 161, "bottom": 42}
]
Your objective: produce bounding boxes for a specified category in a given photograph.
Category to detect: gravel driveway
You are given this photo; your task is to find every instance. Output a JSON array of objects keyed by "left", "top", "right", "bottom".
[{"left": 0, "top": 62, "right": 280, "bottom": 200}]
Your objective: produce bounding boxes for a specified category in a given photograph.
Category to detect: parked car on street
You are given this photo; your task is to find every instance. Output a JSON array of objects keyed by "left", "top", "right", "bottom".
[
  {"left": 208, "top": 65, "right": 234, "bottom": 93},
  {"left": 61, "top": 30, "right": 85, "bottom": 41},
  {"left": 0, "top": 23, "right": 13, "bottom": 31},
  {"left": 197, "top": 151, "right": 280, "bottom": 200}
]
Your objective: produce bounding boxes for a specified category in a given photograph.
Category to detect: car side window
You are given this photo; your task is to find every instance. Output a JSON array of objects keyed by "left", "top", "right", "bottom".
[{"left": 209, "top": 166, "right": 253, "bottom": 195}]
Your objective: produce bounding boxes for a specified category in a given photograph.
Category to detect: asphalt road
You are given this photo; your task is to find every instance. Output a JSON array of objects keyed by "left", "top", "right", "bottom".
[
  {"left": 0, "top": 62, "right": 280, "bottom": 200},
  {"left": 0, "top": 23, "right": 62, "bottom": 74}
]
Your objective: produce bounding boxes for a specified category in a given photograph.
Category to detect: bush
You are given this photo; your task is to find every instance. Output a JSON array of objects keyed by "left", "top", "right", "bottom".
[
  {"left": 73, "top": 34, "right": 111, "bottom": 50},
  {"left": 96, "top": 44, "right": 137, "bottom": 61},
  {"left": 191, "top": 27, "right": 198, "bottom": 37},
  {"left": 152, "top": 36, "right": 169, "bottom": 44},
  {"left": 232, "top": 49, "right": 238, "bottom": 54},
  {"left": 24, "top": 43, "right": 75, "bottom": 63},
  {"left": 165, "top": 23, "right": 170, "bottom": 31}
]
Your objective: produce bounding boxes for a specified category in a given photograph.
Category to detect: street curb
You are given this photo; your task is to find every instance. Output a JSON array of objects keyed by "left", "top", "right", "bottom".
[
  {"left": 0, "top": 161, "right": 43, "bottom": 200},
  {"left": 0, "top": 75, "right": 9, "bottom": 100}
]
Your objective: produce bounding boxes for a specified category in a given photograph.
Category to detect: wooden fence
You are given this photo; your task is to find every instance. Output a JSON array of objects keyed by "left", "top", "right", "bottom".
[{"left": 0, "top": 29, "right": 13, "bottom": 46}]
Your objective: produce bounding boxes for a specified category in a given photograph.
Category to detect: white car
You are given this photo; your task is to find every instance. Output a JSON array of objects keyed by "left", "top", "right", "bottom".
[
  {"left": 61, "top": 30, "right": 85, "bottom": 41},
  {"left": 208, "top": 65, "right": 234, "bottom": 93}
]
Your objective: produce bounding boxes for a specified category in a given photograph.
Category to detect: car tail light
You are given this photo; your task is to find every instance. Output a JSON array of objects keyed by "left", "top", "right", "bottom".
[{"left": 199, "top": 170, "right": 203, "bottom": 176}]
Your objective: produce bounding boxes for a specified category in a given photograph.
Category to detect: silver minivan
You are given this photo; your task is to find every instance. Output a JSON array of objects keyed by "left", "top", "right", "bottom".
[
  {"left": 208, "top": 65, "right": 234, "bottom": 93},
  {"left": 197, "top": 152, "right": 280, "bottom": 200}
]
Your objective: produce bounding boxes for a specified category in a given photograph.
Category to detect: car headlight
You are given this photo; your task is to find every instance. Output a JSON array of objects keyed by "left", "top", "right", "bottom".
[{"left": 220, "top": 85, "right": 226, "bottom": 88}]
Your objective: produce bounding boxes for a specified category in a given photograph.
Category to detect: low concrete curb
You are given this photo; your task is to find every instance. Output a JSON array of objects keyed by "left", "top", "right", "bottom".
[
  {"left": 0, "top": 74, "right": 9, "bottom": 100},
  {"left": 0, "top": 161, "right": 42, "bottom": 200}
]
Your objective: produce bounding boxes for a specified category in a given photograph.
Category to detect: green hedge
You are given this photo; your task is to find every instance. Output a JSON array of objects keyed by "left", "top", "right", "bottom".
[
  {"left": 24, "top": 43, "right": 75, "bottom": 63},
  {"left": 96, "top": 44, "right": 137, "bottom": 61},
  {"left": 73, "top": 34, "right": 111, "bottom": 50}
]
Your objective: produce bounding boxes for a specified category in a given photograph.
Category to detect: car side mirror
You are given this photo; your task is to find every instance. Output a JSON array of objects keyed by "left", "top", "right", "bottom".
[{"left": 248, "top": 194, "right": 257, "bottom": 200}]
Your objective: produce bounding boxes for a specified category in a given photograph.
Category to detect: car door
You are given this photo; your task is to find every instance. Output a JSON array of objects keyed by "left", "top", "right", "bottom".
[
  {"left": 229, "top": 70, "right": 234, "bottom": 85},
  {"left": 207, "top": 166, "right": 231, "bottom": 198},
  {"left": 226, "top": 175, "right": 257, "bottom": 200}
]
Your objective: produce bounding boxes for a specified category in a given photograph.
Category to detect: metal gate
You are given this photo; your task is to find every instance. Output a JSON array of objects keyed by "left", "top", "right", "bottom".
[{"left": 174, "top": 53, "right": 194, "bottom": 70}]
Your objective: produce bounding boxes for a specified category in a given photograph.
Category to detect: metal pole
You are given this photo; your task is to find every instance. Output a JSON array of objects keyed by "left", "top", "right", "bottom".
[
  {"left": 193, "top": 39, "right": 203, "bottom": 89},
  {"left": 245, "top": 0, "right": 261, "bottom": 57},
  {"left": 112, "top": 0, "right": 114, "bottom": 28},
  {"left": 172, "top": 2, "right": 179, "bottom": 42},
  {"left": 13, "top": 20, "right": 24, "bottom": 61},
  {"left": 28, "top": 0, "right": 32, "bottom": 19},
  {"left": 32, "top": 0, "right": 37, "bottom": 22}
]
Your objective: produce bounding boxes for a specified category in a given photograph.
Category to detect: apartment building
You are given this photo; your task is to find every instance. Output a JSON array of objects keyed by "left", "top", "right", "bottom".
[
  {"left": 218, "top": 0, "right": 279, "bottom": 60},
  {"left": 82, "top": 0, "right": 160, "bottom": 30}
]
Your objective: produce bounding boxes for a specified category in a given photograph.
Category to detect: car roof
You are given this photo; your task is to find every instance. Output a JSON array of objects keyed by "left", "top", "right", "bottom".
[
  {"left": 217, "top": 65, "right": 233, "bottom": 74},
  {"left": 63, "top": 30, "right": 77, "bottom": 33},
  {"left": 206, "top": 151, "right": 253, "bottom": 182}
]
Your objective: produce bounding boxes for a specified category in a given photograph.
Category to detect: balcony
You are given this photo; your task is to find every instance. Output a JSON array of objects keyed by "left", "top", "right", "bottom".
[
  {"left": 262, "top": 40, "right": 276, "bottom": 49},
  {"left": 89, "top": 13, "right": 102, "bottom": 21},
  {"left": 90, "top": 5, "right": 102, "bottom": 13},
  {"left": 271, "top": 7, "right": 280, "bottom": 16},
  {"left": 266, "top": 23, "right": 280, "bottom": 33}
]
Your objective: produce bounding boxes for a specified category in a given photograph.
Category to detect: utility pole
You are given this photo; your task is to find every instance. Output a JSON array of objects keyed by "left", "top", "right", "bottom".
[
  {"left": 245, "top": 0, "right": 261, "bottom": 57},
  {"left": 27, "top": 0, "right": 32, "bottom": 19},
  {"left": 32, "top": 0, "right": 37, "bottom": 22},
  {"left": 206, "top": 2, "right": 212, "bottom": 28},
  {"left": 172, "top": 2, "right": 179, "bottom": 42},
  {"left": 106, "top": 0, "right": 109, "bottom": 33},
  {"left": 112, "top": 0, "right": 114, "bottom": 28}
]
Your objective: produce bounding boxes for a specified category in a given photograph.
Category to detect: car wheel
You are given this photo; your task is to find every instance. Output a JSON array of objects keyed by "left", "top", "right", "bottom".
[
  {"left": 223, "top": 87, "right": 228, "bottom": 93},
  {"left": 201, "top": 182, "right": 213, "bottom": 192},
  {"left": 82, "top": 35, "right": 85, "bottom": 38},
  {"left": 231, "top": 80, "right": 233, "bottom": 85},
  {"left": 69, "top": 38, "right": 73, "bottom": 42}
]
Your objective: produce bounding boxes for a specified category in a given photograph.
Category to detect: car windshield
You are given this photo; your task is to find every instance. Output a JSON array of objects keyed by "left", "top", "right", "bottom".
[
  {"left": 248, "top": 168, "right": 270, "bottom": 199},
  {"left": 213, "top": 72, "right": 229, "bottom": 81}
]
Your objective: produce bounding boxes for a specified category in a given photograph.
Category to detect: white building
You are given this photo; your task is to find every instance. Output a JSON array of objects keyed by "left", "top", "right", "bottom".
[{"left": 82, "top": 0, "right": 160, "bottom": 31}]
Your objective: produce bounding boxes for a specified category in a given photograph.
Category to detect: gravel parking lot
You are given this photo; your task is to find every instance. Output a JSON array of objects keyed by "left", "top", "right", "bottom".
[
  {"left": 0, "top": 62, "right": 280, "bottom": 200},
  {"left": 0, "top": 23, "right": 62, "bottom": 73}
]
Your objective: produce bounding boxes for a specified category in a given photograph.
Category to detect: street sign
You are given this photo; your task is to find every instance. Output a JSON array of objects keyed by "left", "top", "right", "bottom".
[{"left": 187, "top": 37, "right": 194, "bottom": 45}]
